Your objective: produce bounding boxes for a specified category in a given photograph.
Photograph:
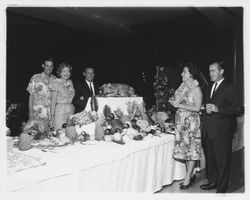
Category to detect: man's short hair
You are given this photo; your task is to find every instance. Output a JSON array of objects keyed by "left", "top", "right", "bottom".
[
  {"left": 43, "top": 58, "right": 54, "bottom": 64},
  {"left": 211, "top": 61, "right": 225, "bottom": 70},
  {"left": 84, "top": 67, "right": 95, "bottom": 73}
]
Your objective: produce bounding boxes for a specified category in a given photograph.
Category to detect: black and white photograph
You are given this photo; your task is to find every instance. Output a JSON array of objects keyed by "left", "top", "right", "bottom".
[{"left": 1, "top": 0, "right": 249, "bottom": 199}]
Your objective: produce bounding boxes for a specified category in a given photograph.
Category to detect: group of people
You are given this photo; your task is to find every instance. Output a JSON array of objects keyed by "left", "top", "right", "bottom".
[
  {"left": 27, "top": 58, "right": 98, "bottom": 132},
  {"left": 26, "top": 58, "right": 241, "bottom": 194},
  {"left": 169, "top": 62, "right": 241, "bottom": 193}
]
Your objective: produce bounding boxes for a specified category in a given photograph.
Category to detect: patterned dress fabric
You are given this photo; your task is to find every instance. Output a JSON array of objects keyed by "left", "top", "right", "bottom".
[
  {"left": 27, "top": 72, "right": 56, "bottom": 133},
  {"left": 51, "top": 79, "right": 75, "bottom": 130},
  {"left": 171, "top": 80, "right": 202, "bottom": 161}
]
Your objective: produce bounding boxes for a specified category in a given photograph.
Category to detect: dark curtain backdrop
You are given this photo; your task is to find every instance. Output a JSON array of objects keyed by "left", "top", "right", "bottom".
[{"left": 7, "top": 11, "right": 243, "bottom": 110}]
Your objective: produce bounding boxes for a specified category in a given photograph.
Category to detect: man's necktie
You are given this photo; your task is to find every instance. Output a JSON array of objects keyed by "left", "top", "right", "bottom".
[
  {"left": 211, "top": 82, "right": 218, "bottom": 98},
  {"left": 89, "top": 82, "right": 94, "bottom": 95}
]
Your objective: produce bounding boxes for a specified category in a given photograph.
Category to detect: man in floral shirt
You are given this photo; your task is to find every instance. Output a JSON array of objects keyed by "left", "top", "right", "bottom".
[{"left": 27, "top": 58, "right": 56, "bottom": 133}]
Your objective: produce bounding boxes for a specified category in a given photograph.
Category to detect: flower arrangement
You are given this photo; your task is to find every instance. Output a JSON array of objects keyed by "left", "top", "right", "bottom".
[{"left": 154, "top": 65, "right": 182, "bottom": 121}]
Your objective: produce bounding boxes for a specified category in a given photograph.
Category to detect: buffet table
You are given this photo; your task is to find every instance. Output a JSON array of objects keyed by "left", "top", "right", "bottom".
[
  {"left": 7, "top": 134, "right": 186, "bottom": 193},
  {"left": 85, "top": 96, "right": 144, "bottom": 115}
]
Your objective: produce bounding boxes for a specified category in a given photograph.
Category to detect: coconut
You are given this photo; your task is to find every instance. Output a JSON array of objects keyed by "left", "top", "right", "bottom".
[
  {"left": 18, "top": 133, "right": 32, "bottom": 151},
  {"left": 124, "top": 121, "right": 132, "bottom": 128},
  {"left": 134, "top": 135, "right": 143, "bottom": 141}
]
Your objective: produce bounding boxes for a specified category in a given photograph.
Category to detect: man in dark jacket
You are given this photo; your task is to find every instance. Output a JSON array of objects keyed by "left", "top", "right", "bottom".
[
  {"left": 73, "top": 67, "right": 99, "bottom": 113},
  {"left": 200, "top": 61, "right": 241, "bottom": 193}
]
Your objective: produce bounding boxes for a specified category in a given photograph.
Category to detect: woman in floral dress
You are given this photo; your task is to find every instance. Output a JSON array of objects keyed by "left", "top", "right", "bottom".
[
  {"left": 169, "top": 63, "right": 203, "bottom": 189},
  {"left": 50, "top": 63, "right": 75, "bottom": 130}
]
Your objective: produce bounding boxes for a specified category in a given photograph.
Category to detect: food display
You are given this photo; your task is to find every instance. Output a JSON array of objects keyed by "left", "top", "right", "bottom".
[
  {"left": 98, "top": 103, "right": 170, "bottom": 144},
  {"left": 12, "top": 94, "right": 176, "bottom": 154},
  {"left": 99, "top": 83, "right": 136, "bottom": 97}
]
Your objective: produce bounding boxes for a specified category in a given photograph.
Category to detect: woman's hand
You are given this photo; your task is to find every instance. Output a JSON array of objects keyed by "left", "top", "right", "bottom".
[
  {"left": 168, "top": 100, "right": 175, "bottom": 106},
  {"left": 173, "top": 102, "right": 182, "bottom": 108},
  {"left": 169, "top": 101, "right": 182, "bottom": 108}
]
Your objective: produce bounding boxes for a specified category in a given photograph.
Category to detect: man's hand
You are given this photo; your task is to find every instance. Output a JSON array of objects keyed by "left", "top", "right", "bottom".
[{"left": 206, "top": 103, "right": 218, "bottom": 113}]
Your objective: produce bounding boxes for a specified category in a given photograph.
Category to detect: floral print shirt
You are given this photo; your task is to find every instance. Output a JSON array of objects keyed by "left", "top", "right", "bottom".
[{"left": 27, "top": 72, "right": 56, "bottom": 132}]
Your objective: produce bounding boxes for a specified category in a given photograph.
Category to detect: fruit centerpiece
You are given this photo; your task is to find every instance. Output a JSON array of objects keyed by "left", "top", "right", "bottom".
[
  {"left": 99, "top": 83, "right": 136, "bottom": 97},
  {"left": 15, "top": 96, "right": 174, "bottom": 152}
]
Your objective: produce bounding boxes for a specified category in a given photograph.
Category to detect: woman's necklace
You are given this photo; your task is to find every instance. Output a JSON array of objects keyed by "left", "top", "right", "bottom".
[{"left": 61, "top": 79, "right": 70, "bottom": 87}]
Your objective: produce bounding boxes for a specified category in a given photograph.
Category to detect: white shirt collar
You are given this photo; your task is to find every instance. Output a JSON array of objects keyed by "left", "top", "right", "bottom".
[
  {"left": 214, "top": 78, "right": 224, "bottom": 88},
  {"left": 85, "top": 79, "right": 95, "bottom": 94},
  {"left": 210, "top": 78, "right": 224, "bottom": 98},
  {"left": 85, "top": 79, "right": 93, "bottom": 85}
]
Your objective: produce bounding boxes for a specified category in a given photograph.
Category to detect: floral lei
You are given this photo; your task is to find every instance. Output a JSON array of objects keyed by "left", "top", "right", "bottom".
[
  {"left": 61, "top": 79, "right": 72, "bottom": 87},
  {"left": 170, "top": 79, "right": 199, "bottom": 103}
]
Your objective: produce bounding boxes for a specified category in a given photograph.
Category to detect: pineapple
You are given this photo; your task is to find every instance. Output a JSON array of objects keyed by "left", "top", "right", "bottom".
[
  {"left": 18, "top": 133, "right": 32, "bottom": 151},
  {"left": 65, "top": 126, "right": 77, "bottom": 141},
  {"left": 95, "top": 124, "right": 105, "bottom": 141}
]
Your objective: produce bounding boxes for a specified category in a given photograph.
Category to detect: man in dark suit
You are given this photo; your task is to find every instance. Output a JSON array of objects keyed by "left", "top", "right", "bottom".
[
  {"left": 200, "top": 61, "right": 241, "bottom": 193},
  {"left": 73, "top": 67, "right": 99, "bottom": 113}
]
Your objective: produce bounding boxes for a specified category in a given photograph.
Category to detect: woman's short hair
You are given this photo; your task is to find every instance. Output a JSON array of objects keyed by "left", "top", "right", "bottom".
[
  {"left": 56, "top": 62, "right": 72, "bottom": 78},
  {"left": 184, "top": 62, "right": 199, "bottom": 80}
]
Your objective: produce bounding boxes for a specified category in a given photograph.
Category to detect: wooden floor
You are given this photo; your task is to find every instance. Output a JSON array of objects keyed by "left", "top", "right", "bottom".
[{"left": 157, "top": 148, "right": 245, "bottom": 193}]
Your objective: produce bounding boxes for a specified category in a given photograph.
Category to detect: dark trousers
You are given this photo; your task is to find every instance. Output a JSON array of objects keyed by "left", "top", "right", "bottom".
[
  {"left": 201, "top": 136, "right": 209, "bottom": 178},
  {"left": 206, "top": 139, "right": 232, "bottom": 191}
]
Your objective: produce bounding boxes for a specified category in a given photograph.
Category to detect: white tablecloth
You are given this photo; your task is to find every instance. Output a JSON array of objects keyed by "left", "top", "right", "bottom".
[
  {"left": 85, "top": 97, "right": 144, "bottom": 115},
  {"left": 7, "top": 134, "right": 186, "bottom": 193}
]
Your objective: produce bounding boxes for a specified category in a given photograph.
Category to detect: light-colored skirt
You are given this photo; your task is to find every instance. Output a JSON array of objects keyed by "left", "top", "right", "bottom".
[{"left": 54, "top": 103, "right": 75, "bottom": 130}]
